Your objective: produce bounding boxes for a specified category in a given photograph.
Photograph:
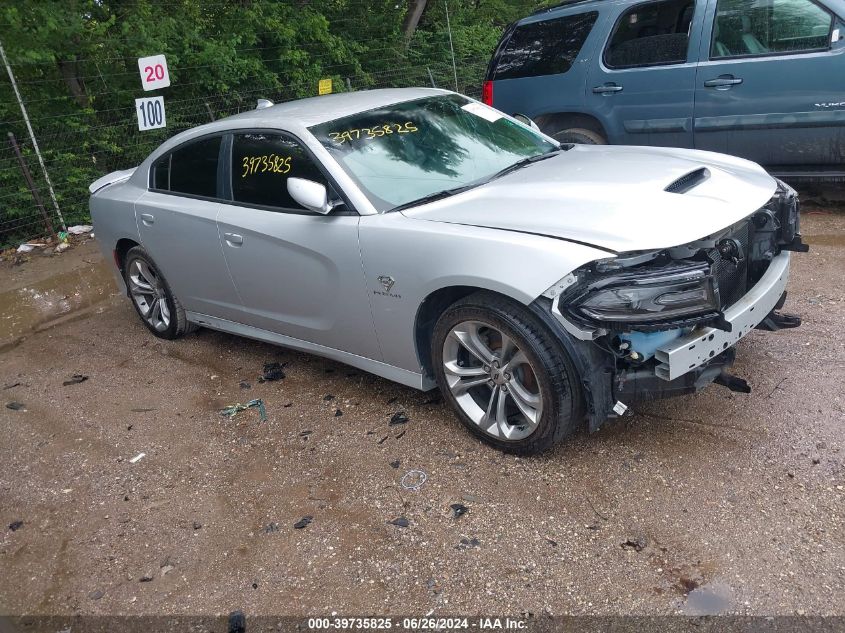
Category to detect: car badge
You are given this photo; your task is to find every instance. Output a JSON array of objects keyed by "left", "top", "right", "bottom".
[{"left": 377, "top": 275, "right": 395, "bottom": 293}]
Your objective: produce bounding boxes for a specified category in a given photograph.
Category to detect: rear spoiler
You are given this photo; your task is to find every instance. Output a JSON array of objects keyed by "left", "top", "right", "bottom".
[{"left": 89, "top": 167, "right": 137, "bottom": 194}]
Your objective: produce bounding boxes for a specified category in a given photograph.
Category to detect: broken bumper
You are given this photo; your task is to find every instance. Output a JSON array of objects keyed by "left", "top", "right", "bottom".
[{"left": 654, "top": 251, "right": 791, "bottom": 381}]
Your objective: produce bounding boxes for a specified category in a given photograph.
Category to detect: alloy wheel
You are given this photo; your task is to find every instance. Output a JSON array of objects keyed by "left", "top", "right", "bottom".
[
  {"left": 442, "top": 320, "right": 543, "bottom": 441},
  {"left": 127, "top": 258, "right": 171, "bottom": 332}
]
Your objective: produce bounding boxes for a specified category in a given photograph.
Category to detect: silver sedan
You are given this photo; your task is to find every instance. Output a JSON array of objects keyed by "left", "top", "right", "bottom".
[{"left": 90, "top": 88, "right": 807, "bottom": 454}]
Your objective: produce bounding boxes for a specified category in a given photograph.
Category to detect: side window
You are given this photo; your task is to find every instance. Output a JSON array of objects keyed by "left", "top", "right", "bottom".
[
  {"left": 605, "top": 0, "right": 695, "bottom": 69},
  {"left": 231, "top": 133, "right": 328, "bottom": 210},
  {"left": 151, "top": 136, "right": 222, "bottom": 197},
  {"left": 494, "top": 11, "right": 599, "bottom": 80},
  {"left": 711, "top": 0, "right": 832, "bottom": 59}
]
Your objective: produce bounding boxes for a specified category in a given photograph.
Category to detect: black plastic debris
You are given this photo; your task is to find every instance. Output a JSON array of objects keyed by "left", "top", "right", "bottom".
[
  {"left": 192, "top": 521, "right": 202, "bottom": 530},
  {"left": 456, "top": 537, "right": 480, "bottom": 549},
  {"left": 334, "top": 409, "right": 343, "bottom": 417},
  {"left": 387, "top": 396, "right": 398, "bottom": 405},
  {"left": 252, "top": 582, "right": 258, "bottom": 589},
  {"left": 293, "top": 516, "right": 313, "bottom": 529},
  {"left": 283, "top": 402, "right": 293, "bottom": 408},
  {"left": 323, "top": 394, "right": 334, "bottom": 401},
  {"left": 264, "top": 522, "right": 279, "bottom": 533},
  {"left": 62, "top": 374, "right": 88, "bottom": 386},
  {"left": 377, "top": 435, "right": 389, "bottom": 445},
  {"left": 390, "top": 517, "right": 410, "bottom": 528},
  {"left": 5, "top": 402, "right": 25, "bottom": 411},
  {"left": 389, "top": 460, "right": 401, "bottom": 469},
  {"left": 3, "top": 382, "right": 21, "bottom": 389},
  {"left": 139, "top": 575, "right": 154, "bottom": 583},
  {"left": 621, "top": 537, "right": 647, "bottom": 552},
  {"left": 422, "top": 395, "right": 443, "bottom": 405},
  {"left": 546, "top": 538, "right": 558, "bottom": 547},
  {"left": 299, "top": 430, "right": 313, "bottom": 437},
  {"left": 239, "top": 381, "right": 251, "bottom": 390},
  {"left": 8, "top": 520, "right": 23, "bottom": 531},
  {"left": 450, "top": 503, "right": 468, "bottom": 519},
  {"left": 130, "top": 407, "right": 156, "bottom": 412},
  {"left": 395, "top": 430, "right": 406, "bottom": 440},
  {"left": 389, "top": 411, "right": 409, "bottom": 426},
  {"left": 228, "top": 610, "right": 246, "bottom": 633},
  {"left": 261, "top": 362, "right": 285, "bottom": 382}
]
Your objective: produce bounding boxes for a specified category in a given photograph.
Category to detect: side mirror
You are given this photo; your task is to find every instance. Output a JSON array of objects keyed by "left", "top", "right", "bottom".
[
  {"left": 287, "top": 177, "right": 334, "bottom": 215},
  {"left": 512, "top": 113, "right": 540, "bottom": 131}
]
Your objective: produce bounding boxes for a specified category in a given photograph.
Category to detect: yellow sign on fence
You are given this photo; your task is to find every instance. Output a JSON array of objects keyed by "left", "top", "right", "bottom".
[{"left": 318, "top": 78, "right": 333, "bottom": 95}]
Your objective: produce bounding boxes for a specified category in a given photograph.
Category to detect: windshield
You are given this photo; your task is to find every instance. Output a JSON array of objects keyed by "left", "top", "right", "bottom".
[{"left": 308, "top": 94, "right": 558, "bottom": 212}]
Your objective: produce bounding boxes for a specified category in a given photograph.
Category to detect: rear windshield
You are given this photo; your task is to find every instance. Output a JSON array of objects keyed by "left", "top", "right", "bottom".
[{"left": 493, "top": 11, "right": 599, "bottom": 81}]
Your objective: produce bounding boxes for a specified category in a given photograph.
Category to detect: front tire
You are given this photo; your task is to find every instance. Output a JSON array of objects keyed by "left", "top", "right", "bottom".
[
  {"left": 123, "top": 246, "right": 193, "bottom": 340},
  {"left": 432, "top": 292, "right": 584, "bottom": 455}
]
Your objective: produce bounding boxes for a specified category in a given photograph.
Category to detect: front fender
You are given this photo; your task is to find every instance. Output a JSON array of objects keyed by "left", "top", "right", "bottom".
[{"left": 358, "top": 213, "right": 608, "bottom": 373}]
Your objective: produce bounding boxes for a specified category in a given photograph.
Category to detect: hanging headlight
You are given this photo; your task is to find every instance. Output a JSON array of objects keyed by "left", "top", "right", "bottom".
[{"left": 570, "top": 261, "right": 719, "bottom": 324}]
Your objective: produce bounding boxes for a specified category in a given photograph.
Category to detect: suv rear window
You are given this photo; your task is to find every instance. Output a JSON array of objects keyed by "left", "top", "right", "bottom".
[
  {"left": 605, "top": 0, "right": 695, "bottom": 68},
  {"left": 493, "top": 11, "right": 599, "bottom": 80}
]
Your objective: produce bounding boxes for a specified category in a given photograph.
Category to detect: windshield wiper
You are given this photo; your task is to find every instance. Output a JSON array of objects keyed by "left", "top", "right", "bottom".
[
  {"left": 390, "top": 183, "right": 477, "bottom": 213},
  {"left": 486, "top": 149, "right": 562, "bottom": 183}
]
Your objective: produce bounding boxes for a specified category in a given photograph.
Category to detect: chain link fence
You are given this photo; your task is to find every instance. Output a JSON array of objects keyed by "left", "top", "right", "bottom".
[{"left": 0, "top": 21, "right": 491, "bottom": 249}]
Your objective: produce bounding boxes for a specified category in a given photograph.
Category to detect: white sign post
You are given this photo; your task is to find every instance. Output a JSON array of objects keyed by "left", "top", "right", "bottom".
[
  {"left": 137, "top": 54, "right": 170, "bottom": 91},
  {"left": 135, "top": 96, "right": 166, "bottom": 131}
]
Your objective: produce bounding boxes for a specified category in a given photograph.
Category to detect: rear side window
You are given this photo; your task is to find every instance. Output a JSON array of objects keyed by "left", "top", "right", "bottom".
[
  {"left": 711, "top": 0, "right": 832, "bottom": 59},
  {"left": 151, "top": 136, "right": 222, "bottom": 198},
  {"left": 231, "top": 133, "right": 328, "bottom": 210},
  {"left": 605, "top": 0, "right": 695, "bottom": 68},
  {"left": 493, "top": 11, "right": 599, "bottom": 80}
]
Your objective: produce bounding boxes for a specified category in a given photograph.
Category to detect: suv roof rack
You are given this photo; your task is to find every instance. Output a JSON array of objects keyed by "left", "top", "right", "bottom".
[{"left": 531, "top": 0, "right": 600, "bottom": 16}]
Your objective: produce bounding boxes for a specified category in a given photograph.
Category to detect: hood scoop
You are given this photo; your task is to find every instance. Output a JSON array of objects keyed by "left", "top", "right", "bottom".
[{"left": 665, "top": 168, "right": 710, "bottom": 194}]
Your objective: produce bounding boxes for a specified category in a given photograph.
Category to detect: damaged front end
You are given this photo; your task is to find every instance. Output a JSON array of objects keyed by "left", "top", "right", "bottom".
[{"left": 543, "top": 180, "right": 808, "bottom": 432}]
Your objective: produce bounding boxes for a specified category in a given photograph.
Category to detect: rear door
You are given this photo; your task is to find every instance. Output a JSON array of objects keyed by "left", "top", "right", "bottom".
[
  {"left": 585, "top": 0, "right": 703, "bottom": 148},
  {"left": 695, "top": 0, "right": 845, "bottom": 167},
  {"left": 134, "top": 134, "right": 243, "bottom": 322}
]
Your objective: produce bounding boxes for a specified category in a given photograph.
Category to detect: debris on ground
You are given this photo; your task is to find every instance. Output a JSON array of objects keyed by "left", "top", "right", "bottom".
[
  {"left": 395, "top": 430, "right": 406, "bottom": 440},
  {"left": 16, "top": 243, "right": 42, "bottom": 254},
  {"left": 387, "top": 397, "right": 398, "bottom": 404},
  {"left": 389, "top": 517, "right": 410, "bottom": 528},
  {"left": 130, "top": 407, "right": 156, "bottom": 413},
  {"left": 5, "top": 402, "right": 26, "bottom": 411},
  {"left": 8, "top": 520, "right": 23, "bottom": 531},
  {"left": 334, "top": 409, "right": 343, "bottom": 417},
  {"left": 264, "top": 522, "right": 279, "bottom": 533},
  {"left": 422, "top": 395, "right": 443, "bottom": 405},
  {"left": 323, "top": 394, "right": 334, "bottom": 401},
  {"left": 88, "top": 589, "right": 104, "bottom": 601},
  {"left": 3, "top": 382, "right": 21, "bottom": 390},
  {"left": 219, "top": 399, "right": 267, "bottom": 423},
  {"left": 299, "top": 430, "right": 312, "bottom": 437},
  {"left": 238, "top": 381, "right": 251, "bottom": 390},
  {"left": 389, "top": 460, "right": 401, "bottom": 469},
  {"left": 293, "top": 516, "right": 313, "bottom": 529},
  {"left": 62, "top": 374, "right": 88, "bottom": 386},
  {"left": 54, "top": 242, "right": 70, "bottom": 254},
  {"left": 192, "top": 521, "right": 202, "bottom": 530},
  {"left": 129, "top": 452, "right": 146, "bottom": 464},
  {"left": 67, "top": 225, "right": 93, "bottom": 235},
  {"left": 456, "top": 537, "right": 480, "bottom": 549},
  {"left": 450, "top": 503, "right": 468, "bottom": 519},
  {"left": 389, "top": 411, "right": 409, "bottom": 425},
  {"left": 400, "top": 469, "right": 427, "bottom": 491},
  {"left": 260, "top": 362, "right": 285, "bottom": 382},
  {"left": 283, "top": 402, "right": 293, "bottom": 408},
  {"left": 139, "top": 575, "right": 153, "bottom": 583},
  {"left": 621, "top": 537, "right": 647, "bottom": 552}
]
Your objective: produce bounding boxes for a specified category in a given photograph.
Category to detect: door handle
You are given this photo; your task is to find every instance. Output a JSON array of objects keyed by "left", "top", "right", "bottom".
[
  {"left": 140, "top": 213, "right": 154, "bottom": 225},
  {"left": 224, "top": 232, "right": 244, "bottom": 246},
  {"left": 704, "top": 76, "right": 743, "bottom": 89},
  {"left": 593, "top": 83, "right": 623, "bottom": 95}
]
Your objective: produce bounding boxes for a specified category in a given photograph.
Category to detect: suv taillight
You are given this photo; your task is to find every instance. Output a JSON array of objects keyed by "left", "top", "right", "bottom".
[{"left": 482, "top": 81, "right": 493, "bottom": 106}]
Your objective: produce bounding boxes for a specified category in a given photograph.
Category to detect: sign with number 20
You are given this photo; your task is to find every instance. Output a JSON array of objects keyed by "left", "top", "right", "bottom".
[{"left": 137, "top": 54, "right": 170, "bottom": 91}]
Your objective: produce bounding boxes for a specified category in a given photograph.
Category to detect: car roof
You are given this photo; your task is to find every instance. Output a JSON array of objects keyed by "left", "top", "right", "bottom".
[
  {"left": 524, "top": 0, "right": 644, "bottom": 22},
  {"left": 222, "top": 87, "right": 450, "bottom": 128}
]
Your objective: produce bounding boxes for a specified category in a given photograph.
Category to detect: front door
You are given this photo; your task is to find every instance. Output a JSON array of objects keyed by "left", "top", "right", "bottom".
[
  {"left": 586, "top": 0, "right": 702, "bottom": 148},
  {"left": 216, "top": 131, "right": 380, "bottom": 359},
  {"left": 695, "top": 0, "right": 845, "bottom": 167}
]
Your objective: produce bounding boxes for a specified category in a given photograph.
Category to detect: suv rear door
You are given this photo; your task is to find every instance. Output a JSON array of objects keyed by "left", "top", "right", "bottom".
[
  {"left": 585, "top": 0, "right": 703, "bottom": 148},
  {"left": 695, "top": 0, "right": 845, "bottom": 169}
]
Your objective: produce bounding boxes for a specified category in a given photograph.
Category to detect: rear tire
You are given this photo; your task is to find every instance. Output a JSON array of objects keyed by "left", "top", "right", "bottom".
[
  {"left": 553, "top": 127, "right": 606, "bottom": 145},
  {"left": 431, "top": 292, "right": 584, "bottom": 455},
  {"left": 123, "top": 246, "right": 193, "bottom": 340}
]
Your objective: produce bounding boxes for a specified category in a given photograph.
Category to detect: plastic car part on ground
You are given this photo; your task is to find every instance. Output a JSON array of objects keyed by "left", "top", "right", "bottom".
[{"left": 219, "top": 399, "right": 268, "bottom": 422}]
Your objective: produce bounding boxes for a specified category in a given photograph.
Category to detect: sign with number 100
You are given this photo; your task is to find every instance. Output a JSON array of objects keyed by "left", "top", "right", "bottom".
[
  {"left": 135, "top": 96, "right": 166, "bottom": 131},
  {"left": 137, "top": 54, "right": 170, "bottom": 91}
]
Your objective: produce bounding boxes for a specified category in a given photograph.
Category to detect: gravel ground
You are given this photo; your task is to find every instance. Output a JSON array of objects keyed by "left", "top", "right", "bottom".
[{"left": 0, "top": 210, "right": 843, "bottom": 618}]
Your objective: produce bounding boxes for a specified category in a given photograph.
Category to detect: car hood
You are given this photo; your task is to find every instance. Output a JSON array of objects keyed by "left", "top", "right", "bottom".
[{"left": 401, "top": 144, "right": 777, "bottom": 253}]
